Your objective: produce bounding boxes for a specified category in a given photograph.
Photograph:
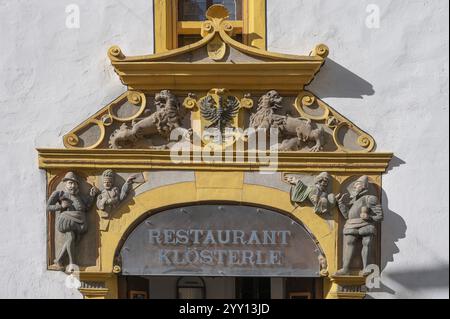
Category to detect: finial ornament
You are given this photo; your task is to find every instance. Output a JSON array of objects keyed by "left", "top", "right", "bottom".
[{"left": 206, "top": 4, "right": 230, "bottom": 21}]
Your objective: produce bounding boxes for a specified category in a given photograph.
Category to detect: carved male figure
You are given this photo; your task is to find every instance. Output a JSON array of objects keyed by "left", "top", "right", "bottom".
[
  {"left": 335, "top": 176, "right": 383, "bottom": 276},
  {"left": 96, "top": 170, "right": 136, "bottom": 219},
  {"left": 47, "top": 172, "right": 98, "bottom": 271},
  {"left": 285, "top": 172, "right": 336, "bottom": 214}
]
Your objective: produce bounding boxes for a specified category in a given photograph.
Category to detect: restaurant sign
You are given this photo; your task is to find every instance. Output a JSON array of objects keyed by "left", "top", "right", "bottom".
[{"left": 120, "top": 205, "right": 322, "bottom": 277}]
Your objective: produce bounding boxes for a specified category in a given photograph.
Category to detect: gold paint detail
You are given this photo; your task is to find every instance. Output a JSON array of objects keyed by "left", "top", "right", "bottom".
[
  {"left": 153, "top": 0, "right": 266, "bottom": 52},
  {"left": 97, "top": 183, "right": 337, "bottom": 298},
  {"left": 79, "top": 273, "right": 118, "bottom": 299},
  {"left": 65, "top": 134, "right": 79, "bottom": 147},
  {"left": 108, "top": 46, "right": 125, "bottom": 61},
  {"left": 112, "top": 265, "right": 122, "bottom": 274},
  {"left": 63, "top": 91, "right": 146, "bottom": 149},
  {"left": 40, "top": 2, "right": 391, "bottom": 302},
  {"left": 196, "top": 171, "right": 244, "bottom": 189},
  {"left": 333, "top": 122, "right": 375, "bottom": 153},
  {"left": 295, "top": 91, "right": 376, "bottom": 153},
  {"left": 311, "top": 44, "right": 330, "bottom": 59},
  {"left": 206, "top": 4, "right": 230, "bottom": 21},
  {"left": 296, "top": 92, "right": 330, "bottom": 121},
  {"left": 208, "top": 34, "right": 227, "bottom": 60},
  {"left": 358, "top": 136, "right": 371, "bottom": 148},
  {"left": 110, "top": 5, "right": 326, "bottom": 92},
  {"left": 243, "top": 0, "right": 267, "bottom": 49},
  {"left": 37, "top": 149, "right": 393, "bottom": 173},
  {"left": 328, "top": 275, "right": 367, "bottom": 299},
  {"left": 201, "top": 21, "right": 215, "bottom": 37},
  {"left": 183, "top": 94, "right": 198, "bottom": 110},
  {"left": 240, "top": 94, "right": 254, "bottom": 109}
]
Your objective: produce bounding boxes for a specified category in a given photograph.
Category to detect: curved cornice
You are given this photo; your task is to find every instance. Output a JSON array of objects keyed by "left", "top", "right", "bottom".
[{"left": 108, "top": 5, "right": 329, "bottom": 92}]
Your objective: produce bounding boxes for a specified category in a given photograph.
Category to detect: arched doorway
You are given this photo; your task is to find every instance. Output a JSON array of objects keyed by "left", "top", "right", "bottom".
[{"left": 116, "top": 204, "right": 326, "bottom": 299}]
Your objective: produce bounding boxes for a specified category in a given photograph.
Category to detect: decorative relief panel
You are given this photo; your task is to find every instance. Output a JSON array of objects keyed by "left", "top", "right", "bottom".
[
  {"left": 63, "top": 89, "right": 375, "bottom": 153},
  {"left": 46, "top": 170, "right": 147, "bottom": 271},
  {"left": 37, "top": 4, "right": 393, "bottom": 299}
]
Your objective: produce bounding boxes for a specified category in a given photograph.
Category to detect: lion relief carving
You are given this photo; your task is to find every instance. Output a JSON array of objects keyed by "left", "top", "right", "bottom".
[
  {"left": 109, "top": 90, "right": 187, "bottom": 149},
  {"left": 250, "top": 90, "right": 325, "bottom": 152}
]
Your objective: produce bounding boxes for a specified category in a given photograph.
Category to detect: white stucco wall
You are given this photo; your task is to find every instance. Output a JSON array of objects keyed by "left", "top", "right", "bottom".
[
  {"left": 267, "top": 0, "right": 449, "bottom": 299},
  {"left": 0, "top": 0, "right": 153, "bottom": 299},
  {"left": 0, "top": 0, "right": 448, "bottom": 299}
]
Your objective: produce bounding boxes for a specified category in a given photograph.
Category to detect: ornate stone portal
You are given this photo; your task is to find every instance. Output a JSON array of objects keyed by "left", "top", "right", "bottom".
[{"left": 37, "top": 5, "right": 393, "bottom": 299}]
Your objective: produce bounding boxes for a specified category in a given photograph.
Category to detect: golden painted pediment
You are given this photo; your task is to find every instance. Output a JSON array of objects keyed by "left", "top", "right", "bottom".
[
  {"left": 59, "top": 5, "right": 376, "bottom": 156},
  {"left": 107, "top": 4, "right": 327, "bottom": 92}
]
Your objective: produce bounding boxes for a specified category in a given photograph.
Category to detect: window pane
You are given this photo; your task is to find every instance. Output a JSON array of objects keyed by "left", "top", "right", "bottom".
[
  {"left": 178, "top": 35, "right": 203, "bottom": 47},
  {"left": 179, "top": 0, "right": 243, "bottom": 21}
]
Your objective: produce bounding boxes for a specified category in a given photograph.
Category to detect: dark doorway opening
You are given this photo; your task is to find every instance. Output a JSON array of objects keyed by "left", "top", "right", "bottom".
[
  {"left": 235, "top": 277, "right": 271, "bottom": 299},
  {"left": 119, "top": 276, "right": 323, "bottom": 299}
]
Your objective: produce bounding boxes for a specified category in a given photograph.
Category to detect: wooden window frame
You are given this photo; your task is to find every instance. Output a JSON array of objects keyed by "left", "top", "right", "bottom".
[{"left": 153, "top": 0, "right": 266, "bottom": 53}]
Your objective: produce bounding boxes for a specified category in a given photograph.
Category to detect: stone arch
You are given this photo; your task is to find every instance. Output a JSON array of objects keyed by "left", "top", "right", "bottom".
[{"left": 97, "top": 182, "right": 337, "bottom": 298}]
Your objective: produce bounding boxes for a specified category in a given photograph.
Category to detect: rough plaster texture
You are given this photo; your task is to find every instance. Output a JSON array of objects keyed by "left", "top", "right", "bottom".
[{"left": 0, "top": 0, "right": 448, "bottom": 299}]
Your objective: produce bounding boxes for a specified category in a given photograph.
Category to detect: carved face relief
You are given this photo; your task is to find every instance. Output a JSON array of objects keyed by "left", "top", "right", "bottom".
[
  {"left": 316, "top": 177, "right": 329, "bottom": 192},
  {"left": 103, "top": 180, "right": 113, "bottom": 190},
  {"left": 353, "top": 181, "right": 366, "bottom": 195},
  {"left": 65, "top": 180, "right": 79, "bottom": 195},
  {"left": 260, "top": 90, "right": 283, "bottom": 109}
]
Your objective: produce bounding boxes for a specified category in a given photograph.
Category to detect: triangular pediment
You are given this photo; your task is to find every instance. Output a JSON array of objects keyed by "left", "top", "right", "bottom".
[
  {"left": 61, "top": 89, "right": 376, "bottom": 154},
  {"left": 60, "top": 5, "right": 376, "bottom": 155}
]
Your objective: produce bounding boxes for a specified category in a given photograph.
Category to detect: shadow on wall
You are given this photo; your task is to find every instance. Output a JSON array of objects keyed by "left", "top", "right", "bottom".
[
  {"left": 385, "top": 156, "right": 406, "bottom": 174},
  {"left": 385, "top": 265, "right": 450, "bottom": 291},
  {"left": 308, "top": 59, "right": 375, "bottom": 99},
  {"left": 381, "top": 156, "right": 407, "bottom": 272},
  {"left": 373, "top": 157, "right": 449, "bottom": 297},
  {"left": 367, "top": 265, "right": 450, "bottom": 297},
  {"left": 367, "top": 156, "right": 408, "bottom": 296}
]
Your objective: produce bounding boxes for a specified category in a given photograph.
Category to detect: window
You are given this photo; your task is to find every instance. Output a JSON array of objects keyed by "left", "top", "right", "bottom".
[
  {"left": 154, "top": 0, "right": 266, "bottom": 53},
  {"left": 178, "top": 0, "right": 243, "bottom": 21}
]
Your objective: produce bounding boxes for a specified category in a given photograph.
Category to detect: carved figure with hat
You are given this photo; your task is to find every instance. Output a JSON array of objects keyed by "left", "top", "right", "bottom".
[
  {"left": 96, "top": 170, "right": 136, "bottom": 219},
  {"left": 47, "top": 171, "right": 99, "bottom": 272},
  {"left": 335, "top": 175, "right": 383, "bottom": 276}
]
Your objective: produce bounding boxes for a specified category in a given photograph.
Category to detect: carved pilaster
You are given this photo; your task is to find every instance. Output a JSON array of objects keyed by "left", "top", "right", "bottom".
[
  {"left": 79, "top": 273, "right": 118, "bottom": 299},
  {"left": 329, "top": 276, "right": 367, "bottom": 299},
  {"left": 79, "top": 281, "right": 108, "bottom": 299}
]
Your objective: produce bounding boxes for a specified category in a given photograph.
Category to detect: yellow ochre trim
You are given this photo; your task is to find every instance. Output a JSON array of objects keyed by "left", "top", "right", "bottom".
[
  {"left": 154, "top": 0, "right": 266, "bottom": 52},
  {"left": 37, "top": 149, "right": 393, "bottom": 174},
  {"left": 97, "top": 180, "right": 337, "bottom": 298}
]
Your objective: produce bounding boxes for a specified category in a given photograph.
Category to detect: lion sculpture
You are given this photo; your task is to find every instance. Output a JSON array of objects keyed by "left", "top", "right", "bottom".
[
  {"left": 249, "top": 90, "right": 325, "bottom": 152},
  {"left": 109, "top": 90, "right": 186, "bottom": 149}
]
